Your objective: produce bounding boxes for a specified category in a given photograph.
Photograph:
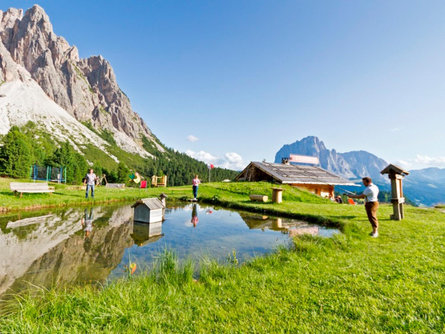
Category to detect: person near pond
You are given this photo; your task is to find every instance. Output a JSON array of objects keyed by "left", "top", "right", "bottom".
[
  {"left": 84, "top": 169, "right": 98, "bottom": 199},
  {"left": 192, "top": 175, "right": 201, "bottom": 200},
  {"left": 191, "top": 203, "right": 199, "bottom": 227},
  {"left": 347, "top": 177, "right": 380, "bottom": 238}
]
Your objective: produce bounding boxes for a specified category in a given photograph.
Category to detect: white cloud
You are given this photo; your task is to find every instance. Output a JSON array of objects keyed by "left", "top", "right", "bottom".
[
  {"left": 222, "top": 152, "right": 244, "bottom": 170},
  {"left": 187, "top": 135, "right": 199, "bottom": 142},
  {"left": 185, "top": 150, "right": 246, "bottom": 170},
  {"left": 396, "top": 154, "right": 445, "bottom": 170},
  {"left": 185, "top": 150, "right": 218, "bottom": 163}
]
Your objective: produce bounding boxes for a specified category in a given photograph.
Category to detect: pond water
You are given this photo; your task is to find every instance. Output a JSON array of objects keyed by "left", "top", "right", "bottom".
[{"left": 0, "top": 202, "right": 339, "bottom": 304}]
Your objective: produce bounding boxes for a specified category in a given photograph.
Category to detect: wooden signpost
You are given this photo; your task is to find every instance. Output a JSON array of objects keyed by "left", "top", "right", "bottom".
[{"left": 381, "top": 164, "right": 409, "bottom": 221}]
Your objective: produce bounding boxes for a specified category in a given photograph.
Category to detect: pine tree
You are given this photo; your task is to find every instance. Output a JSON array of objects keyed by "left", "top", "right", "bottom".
[{"left": 0, "top": 126, "right": 33, "bottom": 178}]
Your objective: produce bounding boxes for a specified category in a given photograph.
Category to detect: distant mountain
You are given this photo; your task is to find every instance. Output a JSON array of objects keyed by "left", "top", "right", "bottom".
[
  {"left": 404, "top": 168, "right": 445, "bottom": 206},
  {"left": 274, "top": 136, "right": 445, "bottom": 206},
  {"left": 0, "top": 5, "right": 161, "bottom": 157},
  {"left": 274, "top": 136, "right": 388, "bottom": 184}
]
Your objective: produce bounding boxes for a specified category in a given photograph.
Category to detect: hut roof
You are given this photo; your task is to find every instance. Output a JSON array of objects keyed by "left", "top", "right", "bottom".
[
  {"left": 380, "top": 164, "right": 410, "bottom": 176},
  {"left": 131, "top": 198, "right": 164, "bottom": 210},
  {"left": 237, "top": 161, "right": 356, "bottom": 186}
]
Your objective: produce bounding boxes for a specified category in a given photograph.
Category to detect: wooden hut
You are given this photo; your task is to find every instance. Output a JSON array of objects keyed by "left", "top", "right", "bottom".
[
  {"left": 236, "top": 161, "right": 355, "bottom": 199},
  {"left": 132, "top": 198, "right": 164, "bottom": 223}
]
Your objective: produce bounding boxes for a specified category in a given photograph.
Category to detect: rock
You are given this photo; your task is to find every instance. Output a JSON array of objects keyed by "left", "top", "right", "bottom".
[{"left": 0, "top": 5, "right": 163, "bottom": 156}]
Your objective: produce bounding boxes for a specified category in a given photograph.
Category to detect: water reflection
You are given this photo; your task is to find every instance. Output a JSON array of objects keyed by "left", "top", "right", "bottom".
[
  {"left": 0, "top": 202, "right": 339, "bottom": 306},
  {"left": 81, "top": 208, "right": 94, "bottom": 237},
  {"left": 131, "top": 222, "right": 163, "bottom": 247},
  {"left": 191, "top": 204, "right": 199, "bottom": 228}
]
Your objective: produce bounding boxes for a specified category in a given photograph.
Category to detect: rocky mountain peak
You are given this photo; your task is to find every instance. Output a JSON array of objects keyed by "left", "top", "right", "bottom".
[
  {"left": 298, "top": 136, "right": 327, "bottom": 153},
  {"left": 22, "top": 4, "right": 51, "bottom": 26},
  {"left": 275, "top": 136, "right": 388, "bottom": 183},
  {"left": 0, "top": 8, "right": 23, "bottom": 32},
  {"left": 0, "top": 5, "right": 162, "bottom": 156}
]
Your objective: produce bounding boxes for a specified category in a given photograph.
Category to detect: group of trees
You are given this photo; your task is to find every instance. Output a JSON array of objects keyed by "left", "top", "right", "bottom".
[
  {"left": 0, "top": 122, "right": 238, "bottom": 186},
  {"left": 0, "top": 125, "right": 88, "bottom": 183}
]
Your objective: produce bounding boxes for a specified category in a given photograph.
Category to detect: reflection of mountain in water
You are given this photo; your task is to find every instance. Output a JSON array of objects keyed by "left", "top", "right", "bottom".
[{"left": 0, "top": 206, "right": 134, "bottom": 303}]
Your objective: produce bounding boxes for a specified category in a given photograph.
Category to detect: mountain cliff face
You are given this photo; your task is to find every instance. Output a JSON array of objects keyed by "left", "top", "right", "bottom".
[
  {"left": 0, "top": 5, "right": 162, "bottom": 157},
  {"left": 274, "top": 136, "right": 388, "bottom": 184}
]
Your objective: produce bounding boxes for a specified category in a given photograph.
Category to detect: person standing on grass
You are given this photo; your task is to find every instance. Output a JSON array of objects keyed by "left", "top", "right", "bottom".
[
  {"left": 347, "top": 177, "right": 380, "bottom": 237},
  {"left": 192, "top": 175, "right": 201, "bottom": 200},
  {"left": 84, "top": 168, "right": 97, "bottom": 199}
]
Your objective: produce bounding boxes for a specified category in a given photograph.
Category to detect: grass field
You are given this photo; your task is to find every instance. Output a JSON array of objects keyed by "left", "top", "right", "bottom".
[
  {"left": 0, "top": 179, "right": 444, "bottom": 333},
  {"left": 0, "top": 177, "right": 188, "bottom": 212}
]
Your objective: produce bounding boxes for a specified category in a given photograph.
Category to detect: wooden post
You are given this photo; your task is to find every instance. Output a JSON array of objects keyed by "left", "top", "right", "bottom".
[
  {"left": 381, "top": 164, "right": 409, "bottom": 221},
  {"left": 272, "top": 188, "right": 283, "bottom": 204}
]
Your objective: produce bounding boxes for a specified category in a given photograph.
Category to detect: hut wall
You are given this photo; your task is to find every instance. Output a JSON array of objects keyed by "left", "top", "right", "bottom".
[
  {"left": 243, "top": 166, "right": 276, "bottom": 182},
  {"left": 291, "top": 184, "right": 334, "bottom": 199},
  {"left": 134, "top": 205, "right": 163, "bottom": 223},
  {"left": 149, "top": 210, "right": 163, "bottom": 222}
]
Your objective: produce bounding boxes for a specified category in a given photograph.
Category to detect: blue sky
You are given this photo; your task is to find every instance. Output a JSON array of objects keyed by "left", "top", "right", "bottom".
[{"left": 3, "top": 1, "right": 445, "bottom": 170}]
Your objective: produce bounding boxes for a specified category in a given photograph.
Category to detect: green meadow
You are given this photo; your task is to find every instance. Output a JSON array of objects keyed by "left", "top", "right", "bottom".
[{"left": 0, "top": 180, "right": 444, "bottom": 333}]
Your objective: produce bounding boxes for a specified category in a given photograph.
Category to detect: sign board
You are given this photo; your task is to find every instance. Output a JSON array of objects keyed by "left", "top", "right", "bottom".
[{"left": 289, "top": 154, "right": 320, "bottom": 165}]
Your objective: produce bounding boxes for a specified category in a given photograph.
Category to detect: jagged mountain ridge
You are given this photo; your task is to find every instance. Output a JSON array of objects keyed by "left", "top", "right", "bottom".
[
  {"left": 0, "top": 5, "right": 162, "bottom": 157},
  {"left": 274, "top": 136, "right": 388, "bottom": 183}
]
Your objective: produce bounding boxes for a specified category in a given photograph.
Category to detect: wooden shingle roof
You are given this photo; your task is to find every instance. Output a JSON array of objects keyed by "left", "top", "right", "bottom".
[
  {"left": 238, "top": 162, "right": 356, "bottom": 186},
  {"left": 131, "top": 198, "right": 164, "bottom": 210},
  {"left": 380, "top": 164, "right": 409, "bottom": 176}
]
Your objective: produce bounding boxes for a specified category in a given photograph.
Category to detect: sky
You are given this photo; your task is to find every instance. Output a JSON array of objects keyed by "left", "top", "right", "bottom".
[{"left": 3, "top": 1, "right": 445, "bottom": 170}]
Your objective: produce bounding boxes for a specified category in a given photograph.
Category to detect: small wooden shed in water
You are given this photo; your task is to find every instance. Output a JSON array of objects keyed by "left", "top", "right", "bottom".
[
  {"left": 236, "top": 161, "right": 355, "bottom": 199},
  {"left": 132, "top": 198, "right": 164, "bottom": 223}
]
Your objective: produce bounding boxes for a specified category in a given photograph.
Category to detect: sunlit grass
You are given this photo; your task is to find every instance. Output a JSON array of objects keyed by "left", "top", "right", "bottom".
[{"left": 0, "top": 180, "right": 444, "bottom": 332}]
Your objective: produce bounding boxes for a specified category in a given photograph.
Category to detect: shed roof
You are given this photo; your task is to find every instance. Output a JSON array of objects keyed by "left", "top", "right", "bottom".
[
  {"left": 237, "top": 161, "right": 356, "bottom": 186},
  {"left": 380, "top": 164, "right": 410, "bottom": 176},
  {"left": 131, "top": 198, "right": 164, "bottom": 210}
]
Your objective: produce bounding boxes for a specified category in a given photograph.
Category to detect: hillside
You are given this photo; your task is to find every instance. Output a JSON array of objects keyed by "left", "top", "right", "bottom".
[
  {"left": 0, "top": 5, "right": 159, "bottom": 156},
  {"left": 0, "top": 5, "right": 236, "bottom": 185}
]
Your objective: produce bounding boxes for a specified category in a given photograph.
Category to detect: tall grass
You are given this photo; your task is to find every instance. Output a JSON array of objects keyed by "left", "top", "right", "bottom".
[{"left": 0, "top": 182, "right": 444, "bottom": 332}]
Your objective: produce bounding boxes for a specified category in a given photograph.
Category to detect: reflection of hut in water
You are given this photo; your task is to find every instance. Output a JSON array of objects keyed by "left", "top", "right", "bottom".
[
  {"left": 288, "top": 226, "right": 319, "bottom": 237},
  {"left": 132, "top": 198, "right": 164, "bottom": 223},
  {"left": 239, "top": 213, "right": 316, "bottom": 234},
  {"left": 131, "top": 221, "right": 164, "bottom": 247}
]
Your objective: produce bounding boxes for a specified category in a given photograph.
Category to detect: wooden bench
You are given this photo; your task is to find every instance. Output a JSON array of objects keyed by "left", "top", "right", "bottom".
[
  {"left": 10, "top": 182, "right": 55, "bottom": 198},
  {"left": 105, "top": 183, "right": 126, "bottom": 189},
  {"left": 249, "top": 194, "right": 268, "bottom": 202}
]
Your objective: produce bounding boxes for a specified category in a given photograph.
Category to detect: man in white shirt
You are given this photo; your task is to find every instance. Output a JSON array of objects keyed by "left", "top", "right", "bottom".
[
  {"left": 347, "top": 177, "right": 380, "bottom": 237},
  {"left": 84, "top": 169, "right": 97, "bottom": 199}
]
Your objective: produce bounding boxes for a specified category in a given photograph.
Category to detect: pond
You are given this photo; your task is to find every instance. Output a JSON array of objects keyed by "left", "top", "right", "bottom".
[{"left": 0, "top": 202, "right": 339, "bottom": 305}]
